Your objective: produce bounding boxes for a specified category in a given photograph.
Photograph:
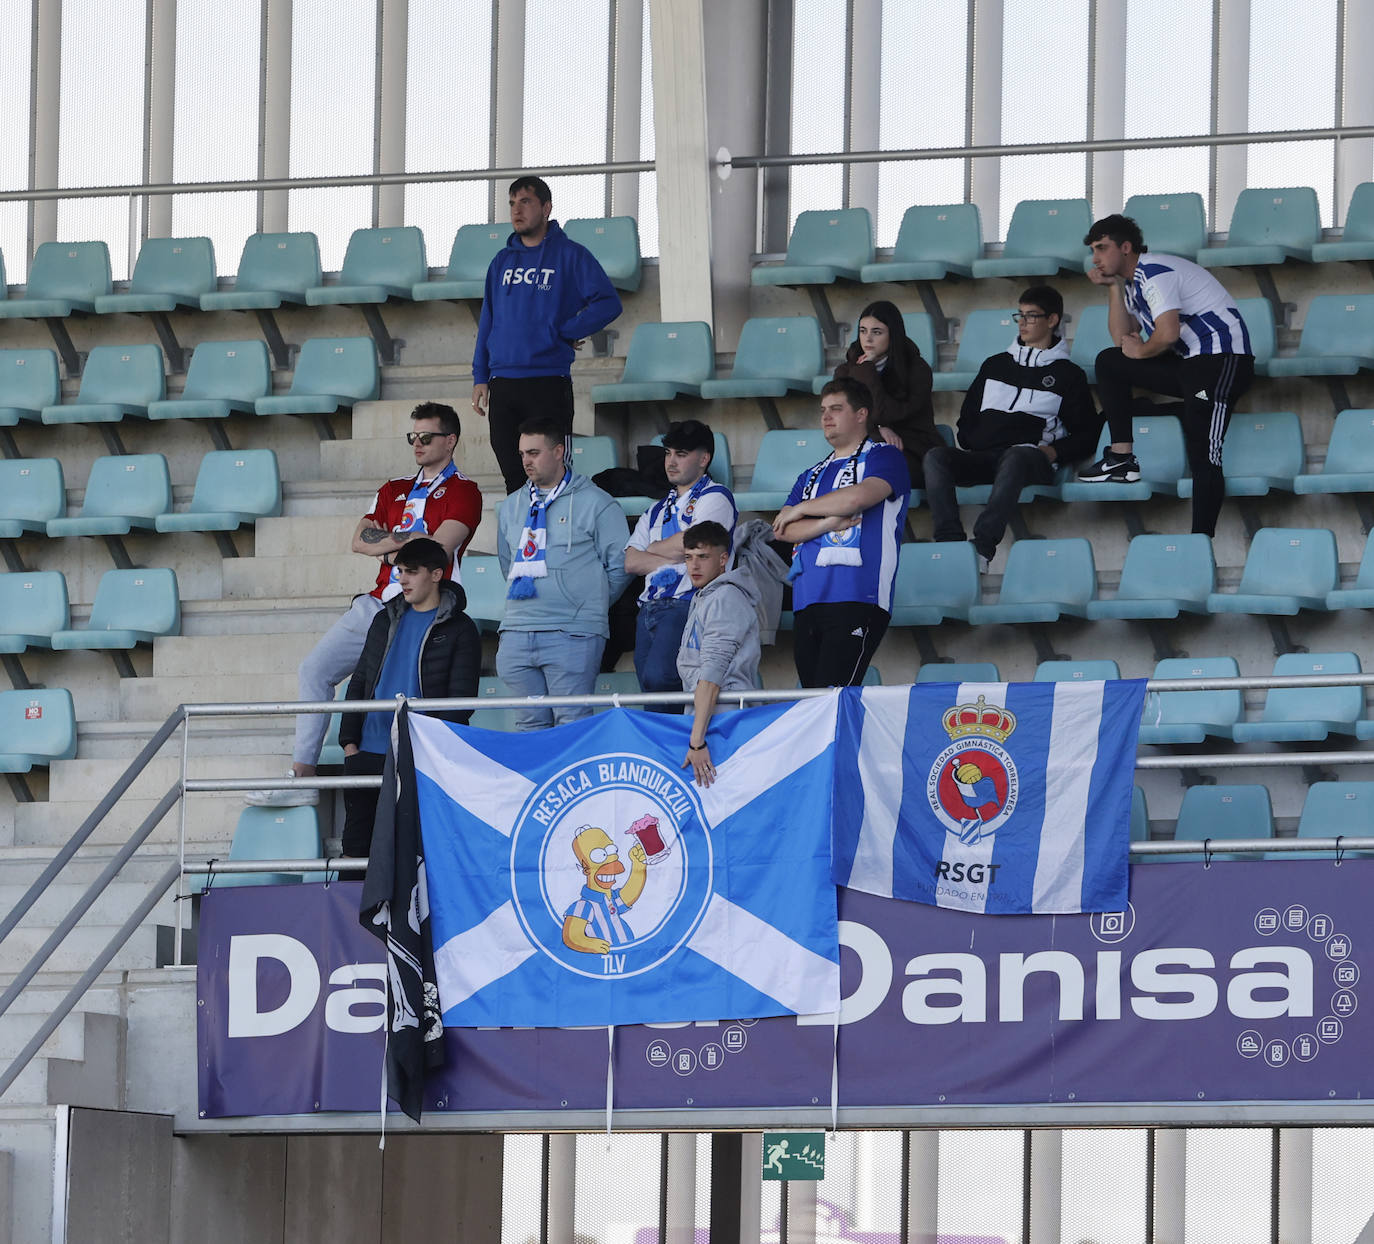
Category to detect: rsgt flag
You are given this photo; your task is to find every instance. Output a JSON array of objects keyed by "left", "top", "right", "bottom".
[
  {"left": 409, "top": 696, "right": 842, "bottom": 1028},
  {"left": 832, "top": 681, "right": 1147, "bottom": 914}
]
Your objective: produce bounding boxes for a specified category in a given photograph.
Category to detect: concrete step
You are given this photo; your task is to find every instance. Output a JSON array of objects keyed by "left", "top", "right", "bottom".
[
  {"left": 321, "top": 434, "right": 504, "bottom": 490},
  {"left": 66, "top": 718, "right": 295, "bottom": 762},
  {"left": 17, "top": 784, "right": 256, "bottom": 850},
  {"left": 178, "top": 594, "right": 346, "bottom": 638},
  {"left": 153, "top": 634, "right": 319, "bottom": 679},
  {"left": 220, "top": 551, "right": 373, "bottom": 601},
  {"left": 254, "top": 514, "right": 358, "bottom": 559},
  {"left": 0, "top": 916, "right": 166, "bottom": 976}
]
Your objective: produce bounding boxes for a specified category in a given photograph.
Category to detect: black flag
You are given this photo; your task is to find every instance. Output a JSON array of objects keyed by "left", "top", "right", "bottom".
[{"left": 359, "top": 702, "right": 444, "bottom": 1122}]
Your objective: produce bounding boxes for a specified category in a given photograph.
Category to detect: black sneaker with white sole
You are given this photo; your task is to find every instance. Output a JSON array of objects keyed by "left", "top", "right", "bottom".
[{"left": 1078, "top": 451, "right": 1141, "bottom": 483}]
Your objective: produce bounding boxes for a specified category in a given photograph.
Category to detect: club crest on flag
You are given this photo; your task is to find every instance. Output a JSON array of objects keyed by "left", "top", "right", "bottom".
[
  {"left": 511, "top": 753, "right": 713, "bottom": 979},
  {"left": 927, "top": 695, "right": 1019, "bottom": 845}
]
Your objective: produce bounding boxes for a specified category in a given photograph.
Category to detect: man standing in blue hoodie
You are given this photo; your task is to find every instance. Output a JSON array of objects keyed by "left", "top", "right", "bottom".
[
  {"left": 497, "top": 416, "right": 631, "bottom": 731},
  {"left": 472, "top": 175, "right": 623, "bottom": 494}
]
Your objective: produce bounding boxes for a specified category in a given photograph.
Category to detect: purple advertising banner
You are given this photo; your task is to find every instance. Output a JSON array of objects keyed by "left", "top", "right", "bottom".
[{"left": 198, "top": 862, "right": 1373, "bottom": 1120}]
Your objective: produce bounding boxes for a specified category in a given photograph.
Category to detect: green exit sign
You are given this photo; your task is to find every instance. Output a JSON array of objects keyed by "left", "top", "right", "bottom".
[{"left": 762, "top": 1132, "right": 825, "bottom": 1180}]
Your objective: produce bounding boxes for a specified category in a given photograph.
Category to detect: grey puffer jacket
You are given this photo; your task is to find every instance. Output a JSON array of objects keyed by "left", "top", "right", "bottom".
[{"left": 676, "top": 566, "right": 762, "bottom": 695}]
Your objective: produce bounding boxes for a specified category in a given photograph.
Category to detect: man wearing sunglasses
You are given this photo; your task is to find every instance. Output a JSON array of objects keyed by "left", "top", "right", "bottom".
[
  {"left": 247, "top": 401, "right": 481, "bottom": 806},
  {"left": 921, "top": 285, "right": 1100, "bottom": 573}
]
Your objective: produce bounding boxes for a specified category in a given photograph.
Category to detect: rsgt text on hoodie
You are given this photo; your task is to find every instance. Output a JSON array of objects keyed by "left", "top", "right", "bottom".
[{"left": 472, "top": 220, "right": 623, "bottom": 383}]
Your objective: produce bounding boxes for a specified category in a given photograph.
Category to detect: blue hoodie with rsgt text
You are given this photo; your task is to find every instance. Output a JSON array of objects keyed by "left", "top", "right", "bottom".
[{"left": 472, "top": 220, "right": 623, "bottom": 384}]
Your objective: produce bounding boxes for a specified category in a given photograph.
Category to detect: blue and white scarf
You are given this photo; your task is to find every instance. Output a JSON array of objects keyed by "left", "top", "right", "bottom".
[
  {"left": 646, "top": 475, "right": 713, "bottom": 598},
  {"left": 382, "top": 461, "right": 458, "bottom": 601},
  {"left": 791, "top": 440, "right": 876, "bottom": 575},
  {"left": 507, "top": 470, "right": 571, "bottom": 599}
]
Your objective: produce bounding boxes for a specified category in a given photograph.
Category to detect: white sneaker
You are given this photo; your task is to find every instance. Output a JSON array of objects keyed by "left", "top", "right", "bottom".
[{"left": 244, "top": 770, "right": 319, "bottom": 807}]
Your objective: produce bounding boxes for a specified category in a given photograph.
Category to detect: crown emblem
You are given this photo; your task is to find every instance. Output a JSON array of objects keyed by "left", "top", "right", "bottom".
[{"left": 942, "top": 695, "right": 1017, "bottom": 743}]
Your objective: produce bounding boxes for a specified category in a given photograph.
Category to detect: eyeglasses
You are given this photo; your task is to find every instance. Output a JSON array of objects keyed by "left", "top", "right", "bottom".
[
  {"left": 1012, "top": 311, "right": 1049, "bottom": 323},
  {"left": 406, "top": 431, "right": 452, "bottom": 446}
]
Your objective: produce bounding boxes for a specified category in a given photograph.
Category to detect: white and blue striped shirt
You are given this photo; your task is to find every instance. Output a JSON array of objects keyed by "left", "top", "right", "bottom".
[
  {"left": 627, "top": 479, "right": 738, "bottom": 602},
  {"left": 565, "top": 885, "right": 636, "bottom": 945},
  {"left": 1126, "top": 253, "right": 1252, "bottom": 359}
]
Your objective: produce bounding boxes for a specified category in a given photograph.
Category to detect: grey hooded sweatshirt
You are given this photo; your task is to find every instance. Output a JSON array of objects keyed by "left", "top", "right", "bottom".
[{"left": 676, "top": 565, "right": 762, "bottom": 695}]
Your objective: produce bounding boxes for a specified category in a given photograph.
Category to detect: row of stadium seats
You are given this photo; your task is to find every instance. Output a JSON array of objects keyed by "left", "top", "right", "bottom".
[
  {"left": 0, "top": 338, "right": 378, "bottom": 431},
  {"left": 756, "top": 184, "right": 1374, "bottom": 290},
  {"left": 0, "top": 219, "right": 641, "bottom": 371},
  {"left": 0, "top": 568, "right": 180, "bottom": 664},
  {"left": 0, "top": 450, "right": 281, "bottom": 544}
]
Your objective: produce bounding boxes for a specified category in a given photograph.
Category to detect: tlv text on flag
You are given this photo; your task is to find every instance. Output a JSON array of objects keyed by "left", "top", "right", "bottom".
[
  {"left": 408, "top": 696, "right": 841, "bottom": 1028},
  {"left": 832, "top": 681, "right": 1147, "bottom": 914}
]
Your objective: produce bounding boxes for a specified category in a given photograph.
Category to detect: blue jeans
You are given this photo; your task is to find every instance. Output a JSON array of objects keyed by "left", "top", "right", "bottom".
[
  {"left": 634, "top": 596, "right": 691, "bottom": 711},
  {"left": 496, "top": 630, "right": 605, "bottom": 731}
]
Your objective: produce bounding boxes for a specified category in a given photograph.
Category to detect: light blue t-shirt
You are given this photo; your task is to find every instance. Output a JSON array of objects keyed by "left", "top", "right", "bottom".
[{"left": 361, "top": 605, "right": 436, "bottom": 754}]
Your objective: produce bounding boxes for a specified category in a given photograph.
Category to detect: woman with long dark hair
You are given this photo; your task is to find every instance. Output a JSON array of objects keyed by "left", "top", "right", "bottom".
[{"left": 833, "top": 299, "right": 938, "bottom": 486}]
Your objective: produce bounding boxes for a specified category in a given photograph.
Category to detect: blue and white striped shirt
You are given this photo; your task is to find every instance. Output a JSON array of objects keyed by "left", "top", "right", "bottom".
[
  {"left": 565, "top": 884, "right": 636, "bottom": 945},
  {"left": 1126, "top": 253, "right": 1252, "bottom": 359}
]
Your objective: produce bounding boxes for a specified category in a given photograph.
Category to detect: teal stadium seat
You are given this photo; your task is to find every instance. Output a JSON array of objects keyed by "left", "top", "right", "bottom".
[
  {"left": 0, "top": 458, "right": 65, "bottom": 536},
  {"left": 306, "top": 226, "right": 426, "bottom": 306},
  {"left": 40, "top": 344, "right": 165, "bottom": 425},
  {"left": 971, "top": 198, "right": 1093, "bottom": 278},
  {"left": 147, "top": 340, "right": 271, "bottom": 422},
  {"left": 0, "top": 349, "right": 59, "bottom": 425},
  {"left": 317, "top": 680, "right": 349, "bottom": 767},
  {"left": 1206, "top": 527, "right": 1337, "bottom": 616},
  {"left": 732, "top": 428, "right": 827, "bottom": 511},
  {"left": 1068, "top": 304, "right": 1112, "bottom": 383},
  {"left": 1061, "top": 415, "right": 1188, "bottom": 503},
  {"left": 460, "top": 555, "right": 505, "bottom": 633},
  {"left": 0, "top": 689, "right": 77, "bottom": 774},
  {"left": 1176, "top": 410, "right": 1303, "bottom": 498},
  {"left": 254, "top": 337, "right": 380, "bottom": 416},
  {"left": 202, "top": 232, "right": 322, "bottom": 309},
  {"left": 411, "top": 224, "right": 507, "bottom": 301},
  {"left": 564, "top": 217, "right": 642, "bottom": 293},
  {"left": 616, "top": 431, "right": 733, "bottom": 517},
  {"left": 1130, "top": 786, "right": 1150, "bottom": 845},
  {"left": 0, "top": 572, "right": 69, "bottom": 652},
  {"left": 888, "top": 542, "right": 982, "bottom": 626},
  {"left": 752, "top": 208, "right": 873, "bottom": 286},
  {"left": 1137, "top": 656, "right": 1242, "bottom": 744},
  {"left": 212, "top": 806, "right": 326, "bottom": 888},
  {"left": 1034, "top": 659, "right": 1121, "bottom": 681},
  {"left": 1084, "top": 533, "right": 1214, "bottom": 619},
  {"left": 1265, "top": 295, "right": 1374, "bottom": 379},
  {"left": 966, "top": 538, "right": 1096, "bottom": 624},
  {"left": 931, "top": 308, "right": 1017, "bottom": 392},
  {"left": 915, "top": 661, "right": 1000, "bottom": 683},
  {"left": 1165, "top": 784, "right": 1273, "bottom": 863},
  {"left": 1326, "top": 527, "right": 1374, "bottom": 610},
  {"left": 154, "top": 449, "right": 281, "bottom": 533},
  {"left": 1287, "top": 783, "right": 1374, "bottom": 857},
  {"left": 568, "top": 435, "right": 618, "bottom": 479},
  {"left": 860, "top": 203, "right": 982, "bottom": 282},
  {"left": 811, "top": 311, "right": 937, "bottom": 394},
  {"left": 467, "top": 676, "right": 519, "bottom": 732},
  {"left": 593, "top": 670, "right": 644, "bottom": 711},
  {"left": 1234, "top": 297, "right": 1276, "bottom": 376},
  {"left": 1121, "top": 193, "right": 1208, "bottom": 262},
  {"left": 51, "top": 568, "right": 180, "bottom": 651},
  {"left": 93, "top": 237, "right": 216, "bottom": 314},
  {"left": 701, "top": 316, "right": 824, "bottom": 399},
  {"left": 1197, "top": 186, "right": 1320, "bottom": 269},
  {"left": 1296, "top": 409, "right": 1374, "bottom": 498},
  {"left": 1311, "top": 182, "right": 1374, "bottom": 264},
  {"left": 46, "top": 454, "right": 171, "bottom": 537},
  {"left": 590, "top": 322, "right": 714, "bottom": 404},
  {"left": 1231, "top": 652, "right": 1362, "bottom": 743},
  {"left": 0, "top": 240, "right": 110, "bottom": 319}
]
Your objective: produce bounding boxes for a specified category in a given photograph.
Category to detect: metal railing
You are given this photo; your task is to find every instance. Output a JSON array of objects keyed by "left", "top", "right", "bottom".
[{"left": 4, "top": 672, "right": 1374, "bottom": 1100}]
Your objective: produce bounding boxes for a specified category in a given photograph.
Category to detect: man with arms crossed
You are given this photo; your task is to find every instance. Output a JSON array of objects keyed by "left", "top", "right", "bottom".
[
  {"left": 1080, "top": 213, "right": 1253, "bottom": 537},
  {"left": 772, "top": 378, "right": 911, "bottom": 689},
  {"left": 624, "top": 419, "right": 737, "bottom": 710},
  {"left": 471, "top": 175, "right": 623, "bottom": 494},
  {"left": 247, "top": 401, "right": 480, "bottom": 806}
]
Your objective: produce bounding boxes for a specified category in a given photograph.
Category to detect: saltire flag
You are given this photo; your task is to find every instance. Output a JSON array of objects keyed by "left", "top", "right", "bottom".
[
  {"left": 359, "top": 702, "right": 445, "bottom": 1122},
  {"left": 405, "top": 695, "right": 841, "bottom": 1028},
  {"left": 832, "top": 680, "right": 1148, "bottom": 914}
]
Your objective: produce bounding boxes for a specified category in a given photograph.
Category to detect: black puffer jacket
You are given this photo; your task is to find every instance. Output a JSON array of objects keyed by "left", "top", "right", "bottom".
[{"left": 339, "top": 581, "right": 481, "bottom": 747}]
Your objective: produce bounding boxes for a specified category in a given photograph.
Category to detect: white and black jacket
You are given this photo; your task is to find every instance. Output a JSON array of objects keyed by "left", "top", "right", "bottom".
[{"left": 956, "top": 335, "right": 1100, "bottom": 463}]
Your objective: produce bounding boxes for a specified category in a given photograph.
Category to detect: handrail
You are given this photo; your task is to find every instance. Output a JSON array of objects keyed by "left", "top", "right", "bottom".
[
  {"left": 725, "top": 124, "right": 1374, "bottom": 171},
  {"left": 0, "top": 706, "right": 185, "bottom": 946},
  {"left": 0, "top": 862, "right": 180, "bottom": 1101}
]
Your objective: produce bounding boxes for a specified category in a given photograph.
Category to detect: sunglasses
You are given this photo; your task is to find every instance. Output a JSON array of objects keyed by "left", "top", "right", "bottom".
[{"left": 406, "top": 431, "right": 452, "bottom": 446}]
